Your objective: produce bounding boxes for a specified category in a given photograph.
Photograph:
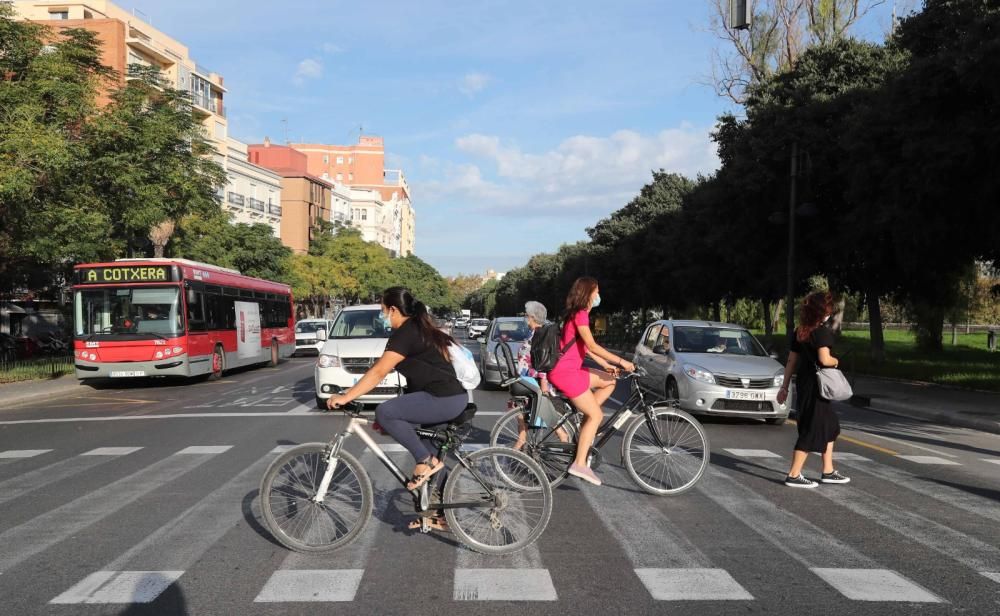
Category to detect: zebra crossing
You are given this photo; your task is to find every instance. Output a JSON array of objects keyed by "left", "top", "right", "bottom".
[{"left": 0, "top": 441, "right": 998, "bottom": 611}]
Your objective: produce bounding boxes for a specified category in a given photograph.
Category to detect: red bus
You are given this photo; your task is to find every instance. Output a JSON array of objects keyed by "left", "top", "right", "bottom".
[{"left": 72, "top": 258, "right": 295, "bottom": 381}]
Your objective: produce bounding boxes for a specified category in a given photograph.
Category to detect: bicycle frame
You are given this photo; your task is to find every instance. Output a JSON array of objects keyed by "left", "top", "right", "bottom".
[{"left": 313, "top": 414, "right": 497, "bottom": 513}]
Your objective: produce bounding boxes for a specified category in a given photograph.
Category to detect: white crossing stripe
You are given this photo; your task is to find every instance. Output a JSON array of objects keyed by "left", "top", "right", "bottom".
[
  {"left": 724, "top": 449, "right": 782, "bottom": 458},
  {"left": 812, "top": 452, "right": 873, "bottom": 462},
  {"left": 579, "top": 465, "right": 753, "bottom": 600},
  {"left": 698, "top": 467, "right": 937, "bottom": 601},
  {"left": 635, "top": 569, "right": 754, "bottom": 601},
  {"left": 0, "top": 454, "right": 118, "bottom": 506},
  {"left": 454, "top": 569, "right": 557, "bottom": 601},
  {"left": 981, "top": 459, "right": 1000, "bottom": 465},
  {"left": 254, "top": 570, "right": 364, "bottom": 602},
  {"left": 897, "top": 455, "right": 961, "bottom": 465},
  {"left": 380, "top": 443, "right": 407, "bottom": 453},
  {"left": 51, "top": 450, "right": 281, "bottom": 604},
  {"left": 0, "top": 449, "right": 219, "bottom": 573},
  {"left": 285, "top": 403, "right": 315, "bottom": 414},
  {"left": 81, "top": 447, "right": 143, "bottom": 456},
  {"left": 0, "top": 449, "right": 52, "bottom": 458},
  {"left": 270, "top": 445, "right": 298, "bottom": 454},
  {"left": 175, "top": 446, "right": 232, "bottom": 455},
  {"left": 51, "top": 571, "right": 183, "bottom": 604},
  {"left": 811, "top": 569, "right": 942, "bottom": 602},
  {"left": 981, "top": 572, "right": 1000, "bottom": 585}
]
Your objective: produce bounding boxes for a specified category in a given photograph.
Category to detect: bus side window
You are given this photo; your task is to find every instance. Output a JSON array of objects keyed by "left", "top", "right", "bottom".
[{"left": 187, "top": 290, "right": 206, "bottom": 332}]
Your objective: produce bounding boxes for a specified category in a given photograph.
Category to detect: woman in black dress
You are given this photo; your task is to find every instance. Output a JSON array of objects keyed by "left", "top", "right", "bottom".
[{"left": 776, "top": 291, "right": 851, "bottom": 488}]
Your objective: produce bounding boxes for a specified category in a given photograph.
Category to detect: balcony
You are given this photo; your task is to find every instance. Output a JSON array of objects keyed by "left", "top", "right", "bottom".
[
  {"left": 126, "top": 29, "right": 178, "bottom": 66},
  {"left": 227, "top": 192, "right": 245, "bottom": 207},
  {"left": 248, "top": 198, "right": 266, "bottom": 213}
]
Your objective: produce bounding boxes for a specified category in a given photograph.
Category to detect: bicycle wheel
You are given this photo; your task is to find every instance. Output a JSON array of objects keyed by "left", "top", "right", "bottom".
[
  {"left": 443, "top": 447, "right": 553, "bottom": 555},
  {"left": 259, "top": 444, "right": 373, "bottom": 552},
  {"left": 490, "top": 408, "right": 577, "bottom": 488},
  {"left": 622, "top": 407, "right": 710, "bottom": 496}
]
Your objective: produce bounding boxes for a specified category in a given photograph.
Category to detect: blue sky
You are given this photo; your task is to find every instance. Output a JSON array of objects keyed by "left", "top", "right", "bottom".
[{"left": 124, "top": 0, "right": 900, "bottom": 276}]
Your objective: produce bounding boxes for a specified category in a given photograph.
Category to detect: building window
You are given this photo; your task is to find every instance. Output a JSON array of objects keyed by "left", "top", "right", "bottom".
[
  {"left": 336, "top": 156, "right": 344, "bottom": 164},
  {"left": 361, "top": 210, "right": 367, "bottom": 221},
  {"left": 336, "top": 173, "right": 343, "bottom": 181},
  {"left": 323, "top": 155, "right": 329, "bottom": 164},
  {"left": 49, "top": 10, "right": 69, "bottom": 20}
]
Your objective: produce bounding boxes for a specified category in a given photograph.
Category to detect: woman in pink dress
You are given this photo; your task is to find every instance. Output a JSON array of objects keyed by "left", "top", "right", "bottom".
[{"left": 548, "top": 277, "right": 635, "bottom": 486}]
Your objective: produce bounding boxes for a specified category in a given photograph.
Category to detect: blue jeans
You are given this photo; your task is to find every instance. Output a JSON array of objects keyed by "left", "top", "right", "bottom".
[{"left": 375, "top": 391, "right": 468, "bottom": 461}]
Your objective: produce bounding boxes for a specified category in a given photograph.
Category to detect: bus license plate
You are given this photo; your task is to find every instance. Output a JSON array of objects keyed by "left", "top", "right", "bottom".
[
  {"left": 726, "top": 390, "right": 764, "bottom": 401},
  {"left": 110, "top": 371, "right": 146, "bottom": 377}
]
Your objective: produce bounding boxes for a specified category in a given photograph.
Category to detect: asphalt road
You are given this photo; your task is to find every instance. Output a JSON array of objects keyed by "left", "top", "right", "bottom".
[{"left": 1, "top": 331, "right": 999, "bottom": 615}]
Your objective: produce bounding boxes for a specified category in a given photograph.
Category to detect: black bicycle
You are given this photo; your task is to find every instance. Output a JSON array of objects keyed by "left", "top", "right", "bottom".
[
  {"left": 259, "top": 401, "right": 553, "bottom": 555},
  {"left": 489, "top": 344, "right": 710, "bottom": 495}
]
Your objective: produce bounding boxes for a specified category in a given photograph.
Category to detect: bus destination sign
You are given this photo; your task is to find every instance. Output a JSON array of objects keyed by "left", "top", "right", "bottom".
[{"left": 78, "top": 265, "right": 174, "bottom": 284}]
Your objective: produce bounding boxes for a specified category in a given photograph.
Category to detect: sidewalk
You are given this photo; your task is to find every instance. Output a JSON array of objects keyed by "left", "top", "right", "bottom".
[
  {"left": 0, "top": 376, "right": 84, "bottom": 410},
  {"left": 849, "top": 375, "right": 1000, "bottom": 435}
]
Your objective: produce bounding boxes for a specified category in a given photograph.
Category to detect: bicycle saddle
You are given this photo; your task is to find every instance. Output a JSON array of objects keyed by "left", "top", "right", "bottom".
[{"left": 420, "top": 403, "right": 477, "bottom": 429}]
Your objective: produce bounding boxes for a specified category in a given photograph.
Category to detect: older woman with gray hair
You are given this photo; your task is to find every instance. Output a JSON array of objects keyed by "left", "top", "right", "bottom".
[{"left": 518, "top": 301, "right": 549, "bottom": 380}]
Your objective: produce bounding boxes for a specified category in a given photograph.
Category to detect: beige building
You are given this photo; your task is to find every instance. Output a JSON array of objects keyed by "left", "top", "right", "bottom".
[
  {"left": 13, "top": 1, "right": 228, "bottom": 150},
  {"left": 222, "top": 138, "right": 282, "bottom": 237},
  {"left": 399, "top": 201, "right": 416, "bottom": 257}
]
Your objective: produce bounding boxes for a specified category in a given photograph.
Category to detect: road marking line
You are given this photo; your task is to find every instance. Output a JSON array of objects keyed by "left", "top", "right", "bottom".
[
  {"left": 789, "top": 420, "right": 898, "bottom": 455},
  {"left": 0, "top": 455, "right": 117, "bottom": 505},
  {"left": 846, "top": 429, "right": 957, "bottom": 458},
  {"left": 51, "top": 571, "right": 184, "bottom": 604},
  {"left": 634, "top": 569, "right": 753, "bottom": 601},
  {"left": 724, "top": 449, "right": 782, "bottom": 458},
  {"left": 896, "top": 455, "right": 961, "bottom": 466},
  {"left": 982, "top": 572, "right": 1000, "bottom": 585},
  {"left": 254, "top": 570, "right": 364, "bottom": 602},
  {"left": 0, "top": 452, "right": 218, "bottom": 573},
  {"left": 286, "top": 404, "right": 315, "bottom": 414},
  {"left": 175, "top": 446, "right": 232, "bottom": 455},
  {"left": 81, "top": 447, "right": 143, "bottom": 456},
  {"left": 980, "top": 459, "right": 1000, "bottom": 465},
  {"left": 0, "top": 449, "right": 52, "bottom": 458},
  {"left": 454, "top": 569, "right": 557, "bottom": 601},
  {"left": 811, "top": 452, "right": 873, "bottom": 461},
  {"left": 810, "top": 569, "right": 943, "bottom": 602},
  {"left": 74, "top": 396, "right": 156, "bottom": 404}
]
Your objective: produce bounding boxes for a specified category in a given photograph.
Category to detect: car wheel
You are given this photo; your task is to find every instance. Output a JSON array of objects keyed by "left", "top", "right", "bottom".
[
  {"left": 316, "top": 395, "right": 328, "bottom": 411},
  {"left": 665, "top": 377, "right": 680, "bottom": 401},
  {"left": 765, "top": 418, "right": 786, "bottom": 426}
]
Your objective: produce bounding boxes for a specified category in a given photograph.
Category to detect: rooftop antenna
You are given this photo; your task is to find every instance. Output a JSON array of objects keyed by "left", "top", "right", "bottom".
[{"left": 281, "top": 118, "right": 288, "bottom": 144}]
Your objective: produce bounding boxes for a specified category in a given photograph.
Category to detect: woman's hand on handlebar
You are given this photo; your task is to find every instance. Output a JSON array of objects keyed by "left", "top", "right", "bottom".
[
  {"left": 327, "top": 394, "right": 353, "bottom": 410},
  {"left": 618, "top": 359, "right": 636, "bottom": 373}
]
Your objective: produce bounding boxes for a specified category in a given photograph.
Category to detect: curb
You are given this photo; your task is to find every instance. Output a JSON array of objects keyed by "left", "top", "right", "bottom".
[
  {"left": 849, "top": 395, "right": 1000, "bottom": 436},
  {"left": 0, "top": 377, "right": 85, "bottom": 410}
]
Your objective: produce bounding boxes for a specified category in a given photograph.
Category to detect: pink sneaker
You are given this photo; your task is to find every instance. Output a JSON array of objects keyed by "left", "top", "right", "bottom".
[{"left": 568, "top": 463, "right": 602, "bottom": 486}]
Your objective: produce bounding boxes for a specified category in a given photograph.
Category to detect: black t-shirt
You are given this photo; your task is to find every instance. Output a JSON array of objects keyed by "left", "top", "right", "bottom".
[
  {"left": 791, "top": 324, "right": 836, "bottom": 380},
  {"left": 385, "top": 319, "right": 464, "bottom": 397}
]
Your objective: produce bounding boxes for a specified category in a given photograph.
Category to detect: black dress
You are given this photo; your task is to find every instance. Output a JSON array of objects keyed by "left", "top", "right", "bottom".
[{"left": 791, "top": 325, "right": 841, "bottom": 452}]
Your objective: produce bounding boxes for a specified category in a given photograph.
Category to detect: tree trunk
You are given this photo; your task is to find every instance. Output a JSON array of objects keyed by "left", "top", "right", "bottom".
[
  {"left": 712, "top": 300, "right": 721, "bottom": 322},
  {"left": 867, "top": 292, "right": 885, "bottom": 363},
  {"left": 148, "top": 220, "right": 176, "bottom": 259},
  {"left": 762, "top": 299, "right": 774, "bottom": 337},
  {"left": 911, "top": 299, "right": 944, "bottom": 353}
]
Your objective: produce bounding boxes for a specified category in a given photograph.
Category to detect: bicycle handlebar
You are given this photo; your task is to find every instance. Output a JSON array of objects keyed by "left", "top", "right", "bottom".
[{"left": 330, "top": 400, "right": 365, "bottom": 415}]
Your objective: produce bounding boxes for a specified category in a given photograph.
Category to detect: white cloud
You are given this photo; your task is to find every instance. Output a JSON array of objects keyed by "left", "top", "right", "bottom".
[
  {"left": 417, "top": 125, "right": 719, "bottom": 218},
  {"left": 458, "top": 72, "right": 491, "bottom": 97},
  {"left": 292, "top": 58, "right": 323, "bottom": 85},
  {"left": 320, "top": 42, "right": 343, "bottom": 54}
]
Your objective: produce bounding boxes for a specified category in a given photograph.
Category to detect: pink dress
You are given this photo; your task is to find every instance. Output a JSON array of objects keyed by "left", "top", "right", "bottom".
[{"left": 547, "top": 310, "right": 591, "bottom": 398}]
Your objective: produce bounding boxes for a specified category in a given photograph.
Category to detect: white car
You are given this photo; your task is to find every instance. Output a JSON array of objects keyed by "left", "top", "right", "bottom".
[
  {"left": 454, "top": 317, "right": 470, "bottom": 329},
  {"left": 314, "top": 304, "right": 406, "bottom": 409},
  {"left": 294, "top": 318, "right": 334, "bottom": 356},
  {"left": 468, "top": 318, "right": 490, "bottom": 340}
]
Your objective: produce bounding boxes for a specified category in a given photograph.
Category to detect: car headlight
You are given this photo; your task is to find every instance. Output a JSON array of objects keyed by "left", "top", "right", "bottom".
[
  {"left": 773, "top": 372, "right": 785, "bottom": 387},
  {"left": 682, "top": 363, "right": 715, "bottom": 385},
  {"left": 317, "top": 353, "right": 341, "bottom": 368}
]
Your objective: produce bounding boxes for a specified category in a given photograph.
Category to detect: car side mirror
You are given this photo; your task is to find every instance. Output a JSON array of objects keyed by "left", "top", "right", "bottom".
[
  {"left": 652, "top": 344, "right": 669, "bottom": 355},
  {"left": 317, "top": 328, "right": 328, "bottom": 341}
]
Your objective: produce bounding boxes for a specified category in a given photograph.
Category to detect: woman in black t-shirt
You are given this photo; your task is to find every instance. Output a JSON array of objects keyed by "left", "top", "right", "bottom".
[
  {"left": 776, "top": 291, "right": 851, "bottom": 488},
  {"left": 327, "top": 287, "right": 467, "bottom": 492}
]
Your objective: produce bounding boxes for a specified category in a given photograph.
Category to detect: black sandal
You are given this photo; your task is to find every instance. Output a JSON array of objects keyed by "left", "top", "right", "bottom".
[{"left": 406, "top": 457, "right": 444, "bottom": 491}]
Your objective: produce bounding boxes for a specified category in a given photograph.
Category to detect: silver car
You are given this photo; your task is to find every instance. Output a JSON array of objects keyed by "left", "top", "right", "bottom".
[
  {"left": 633, "top": 320, "right": 790, "bottom": 425},
  {"left": 479, "top": 317, "right": 532, "bottom": 386}
]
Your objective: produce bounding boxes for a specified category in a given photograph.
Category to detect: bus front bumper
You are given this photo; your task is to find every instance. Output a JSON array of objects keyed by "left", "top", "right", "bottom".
[{"left": 75, "top": 355, "right": 190, "bottom": 379}]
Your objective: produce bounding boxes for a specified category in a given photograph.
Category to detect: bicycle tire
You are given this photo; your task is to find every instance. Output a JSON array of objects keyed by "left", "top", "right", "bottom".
[
  {"left": 443, "top": 447, "right": 553, "bottom": 555},
  {"left": 259, "top": 444, "right": 373, "bottom": 552},
  {"left": 489, "top": 408, "right": 577, "bottom": 488},
  {"left": 622, "top": 407, "right": 710, "bottom": 496}
]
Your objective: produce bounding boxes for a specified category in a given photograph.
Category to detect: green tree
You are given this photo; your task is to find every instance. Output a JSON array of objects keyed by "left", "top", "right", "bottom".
[
  {"left": 445, "top": 274, "right": 485, "bottom": 312},
  {"left": 310, "top": 226, "right": 394, "bottom": 303},
  {"left": 169, "top": 211, "right": 293, "bottom": 281},
  {"left": 288, "top": 253, "right": 356, "bottom": 318},
  {"left": 387, "top": 255, "right": 452, "bottom": 312}
]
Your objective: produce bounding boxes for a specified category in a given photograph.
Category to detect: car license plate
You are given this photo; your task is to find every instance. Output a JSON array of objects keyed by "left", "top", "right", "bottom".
[
  {"left": 726, "top": 390, "right": 765, "bottom": 401},
  {"left": 353, "top": 375, "right": 399, "bottom": 388},
  {"left": 110, "top": 371, "right": 146, "bottom": 377}
]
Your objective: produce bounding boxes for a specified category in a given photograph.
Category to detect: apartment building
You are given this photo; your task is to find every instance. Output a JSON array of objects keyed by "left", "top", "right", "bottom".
[
  {"left": 248, "top": 140, "right": 332, "bottom": 255},
  {"left": 222, "top": 138, "right": 282, "bottom": 237},
  {"left": 12, "top": 1, "right": 229, "bottom": 151}
]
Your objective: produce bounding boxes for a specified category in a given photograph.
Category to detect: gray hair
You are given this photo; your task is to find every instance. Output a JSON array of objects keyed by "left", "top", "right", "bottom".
[{"left": 524, "top": 301, "right": 547, "bottom": 323}]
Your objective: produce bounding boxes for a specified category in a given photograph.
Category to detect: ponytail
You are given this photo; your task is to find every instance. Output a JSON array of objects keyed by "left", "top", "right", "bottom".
[{"left": 381, "top": 287, "right": 452, "bottom": 359}]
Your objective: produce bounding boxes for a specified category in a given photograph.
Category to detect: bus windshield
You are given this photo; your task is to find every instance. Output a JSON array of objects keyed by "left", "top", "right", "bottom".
[{"left": 75, "top": 287, "right": 183, "bottom": 338}]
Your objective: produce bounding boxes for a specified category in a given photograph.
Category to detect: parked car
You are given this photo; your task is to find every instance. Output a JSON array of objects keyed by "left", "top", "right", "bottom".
[
  {"left": 632, "top": 320, "right": 789, "bottom": 425},
  {"left": 479, "top": 317, "right": 533, "bottom": 386},
  {"left": 314, "top": 304, "right": 406, "bottom": 409},
  {"left": 294, "top": 318, "right": 335, "bottom": 356},
  {"left": 468, "top": 318, "right": 490, "bottom": 340}
]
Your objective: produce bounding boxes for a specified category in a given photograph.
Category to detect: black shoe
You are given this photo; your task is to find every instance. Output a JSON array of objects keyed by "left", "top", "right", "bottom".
[
  {"left": 821, "top": 470, "right": 851, "bottom": 484},
  {"left": 784, "top": 474, "right": 818, "bottom": 488}
]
